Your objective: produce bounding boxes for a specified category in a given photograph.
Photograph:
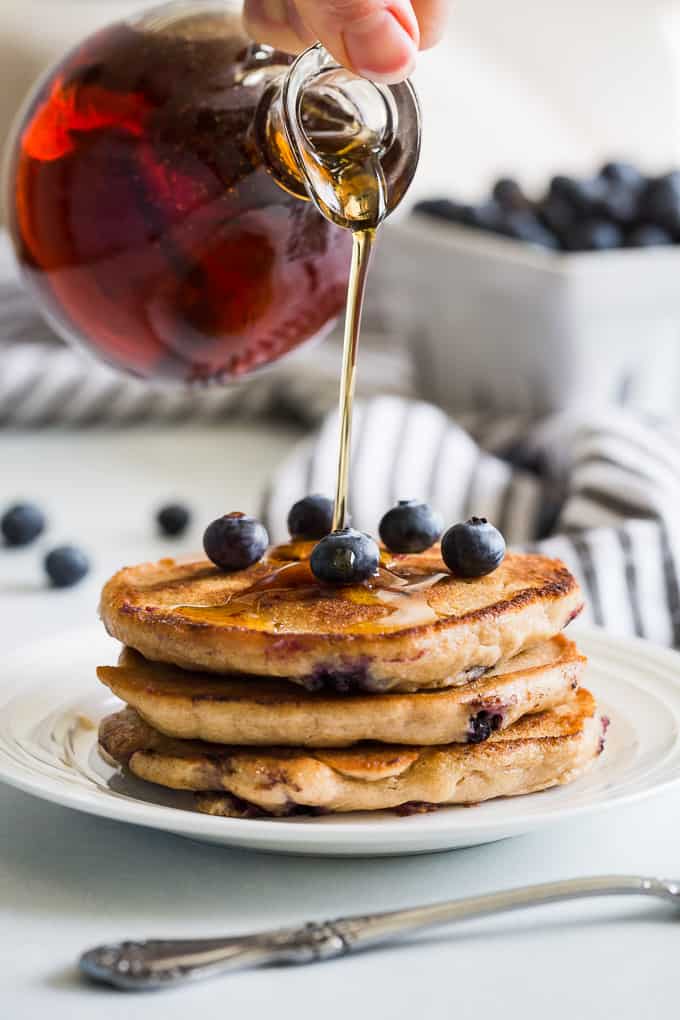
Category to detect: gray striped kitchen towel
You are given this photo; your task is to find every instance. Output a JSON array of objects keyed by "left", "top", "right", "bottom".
[{"left": 264, "top": 395, "right": 680, "bottom": 646}]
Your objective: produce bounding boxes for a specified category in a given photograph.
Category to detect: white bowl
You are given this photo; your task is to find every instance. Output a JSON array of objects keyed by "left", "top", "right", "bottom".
[{"left": 377, "top": 215, "right": 680, "bottom": 417}]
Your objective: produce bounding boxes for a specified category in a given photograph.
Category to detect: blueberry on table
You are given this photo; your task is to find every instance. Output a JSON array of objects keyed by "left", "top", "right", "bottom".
[
  {"left": 157, "top": 503, "right": 191, "bottom": 537},
  {"left": 1, "top": 503, "right": 46, "bottom": 547},
  {"left": 564, "top": 218, "right": 623, "bottom": 252},
  {"left": 379, "top": 500, "right": 443, "bottom": 554},
  {"left": 45, "top": 546, "right": 90, "bottom": 588},
  {"left": 626, "top": 224, "right": 674, "bottom": 248},
  {"left": 203, "top": 513, "right": 269, "bottom": 571},
  {"left": 288, "top": 495, "right": 334, "bottom": 540},
  {"left": 310, "top": 529, "right": 380, "bottom": 584},
  {"left": 441, "top": 518, "right": 506, "bottom": 579}
]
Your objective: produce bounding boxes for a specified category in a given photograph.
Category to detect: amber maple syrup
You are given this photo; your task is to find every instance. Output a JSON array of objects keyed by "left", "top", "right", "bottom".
[
  {"left": 178, "top": 544, "right": 449, "bottom": 632},
  {"left": 8, "top": 15, "right": 353, "bottom": 383},
  {"left": 177, "top": 68, "right": 439, "bottom": 630}
]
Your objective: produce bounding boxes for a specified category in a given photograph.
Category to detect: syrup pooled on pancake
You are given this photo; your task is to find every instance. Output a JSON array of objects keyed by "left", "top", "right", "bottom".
[{"left": 175, "top": 541, "right": 450, "bottom": 634}]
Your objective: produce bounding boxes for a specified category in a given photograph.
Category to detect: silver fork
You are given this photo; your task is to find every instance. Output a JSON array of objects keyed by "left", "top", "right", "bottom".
[{"left": 80, "top": 875, "right": 680, "bottom": 991}]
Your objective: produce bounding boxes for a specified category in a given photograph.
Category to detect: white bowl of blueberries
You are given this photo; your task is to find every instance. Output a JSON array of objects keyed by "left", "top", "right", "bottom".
[{"left": 379, "top": 162, "right": 680, "bottom": 416}]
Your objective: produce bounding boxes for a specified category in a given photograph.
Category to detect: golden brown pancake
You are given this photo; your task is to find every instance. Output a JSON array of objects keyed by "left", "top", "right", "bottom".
[
  {"left": 99, "top": 544, "right": 583, "bottom": 693},
  {"left": 97, "top": 636, "right": 586, "bottom": 748},
  {"left": 99, "top": 688, "right": 604, "bottom": 815}
]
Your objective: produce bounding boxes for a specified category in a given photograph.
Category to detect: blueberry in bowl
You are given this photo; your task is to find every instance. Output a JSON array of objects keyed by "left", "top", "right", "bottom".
[
  {"left": 288, "top": 495, "right": 334, "bottom": 541},
  {"left": 548, "top": 174, "right": 603, "bottom": 215},
  {"left": 204, "top": 513, "right": 269, "bottom": 571},
  {"left": 2, "top": 503, "right": 46, "bottom": 547},
  {"left": 500, "top": 210, "right": 560, "bottom": 250},
  {"left": 564, "top": 218, "right": 623, "bottom": 252},
  {"left": 626, "top": 224, "right": 674, "bottom": 248},
  {"left": 441, "top": 518, "right": 506, "bottom": 579},
  {"left": 600, "top": 161, "right": 644, "bottom": 189},
  {"left": 461, "top": 200, "right": 506, "bottom": 233},
  {"left": 639, "top": 172, "right": 680, "bottom": 235},
  {"left": 379, "top": 500, "right": 443, "bottom": 554},
  {"left": 413, "top": 161, "right": 680, "bottom": 252},
  {"left": 412, "top": 198, "right": 468, "bottom": 224},
  {"left": 311, "top": 529, "right": 380, "bottom": 584},
  {"left": 492, "top": 177, "right": 532, "bottom": 213}
]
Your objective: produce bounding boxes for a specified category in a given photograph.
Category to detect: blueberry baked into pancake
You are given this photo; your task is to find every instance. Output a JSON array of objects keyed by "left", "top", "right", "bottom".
[{"left": 98, "top": 501, "right": 605, "bottom": 817}]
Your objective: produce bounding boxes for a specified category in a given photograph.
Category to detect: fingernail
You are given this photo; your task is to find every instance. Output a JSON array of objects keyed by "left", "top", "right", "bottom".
[{"left": 343, "top": 10, "right": 418, "bottom": 83}]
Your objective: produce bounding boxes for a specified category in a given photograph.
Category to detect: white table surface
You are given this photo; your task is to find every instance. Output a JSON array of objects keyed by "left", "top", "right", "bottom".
[{"left": 2, "top": 424, "right": 679, "bottom": 1017}]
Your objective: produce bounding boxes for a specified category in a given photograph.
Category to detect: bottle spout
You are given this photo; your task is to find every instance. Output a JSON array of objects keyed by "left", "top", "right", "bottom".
[{"left": 258, "top": 43, "right": 421, "bottom": 231}]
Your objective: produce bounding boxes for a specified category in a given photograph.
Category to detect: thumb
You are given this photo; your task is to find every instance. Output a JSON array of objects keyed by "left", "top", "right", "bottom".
[
  {"left": 297, "top": 0, "right": 420, "bottom": 83},
  {"left": 244, "top": 1, "right": 420, "bottom": 84}
]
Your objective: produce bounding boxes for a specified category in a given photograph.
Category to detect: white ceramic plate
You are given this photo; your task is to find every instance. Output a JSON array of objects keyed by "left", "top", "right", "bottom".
[{"left": 1, "top": 627, "right": 679, "bottom": 857}]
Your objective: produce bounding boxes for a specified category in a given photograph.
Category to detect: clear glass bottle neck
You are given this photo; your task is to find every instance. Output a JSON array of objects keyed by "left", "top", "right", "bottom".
[{"left": 260, "top": 44, "right": 422, "bottom": 230}]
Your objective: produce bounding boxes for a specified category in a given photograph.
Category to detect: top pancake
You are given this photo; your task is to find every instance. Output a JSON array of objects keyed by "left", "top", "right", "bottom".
[{"left": 100, "top": 542, "right": 583, "bottom": 693}]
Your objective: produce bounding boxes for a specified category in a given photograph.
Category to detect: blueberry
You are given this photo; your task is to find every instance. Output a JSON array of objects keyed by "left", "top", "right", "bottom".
[
  {"left": 492, "top": 178, "right": 531, "bottom": 212},
  {"left": 600, "top": 161, "right": 644, "bottom": 189},
  {"left": 413, "top": 199, "right": 468, "bottom": 224},
  {"left": 500, "top": 210, "right": 560, "bottom": 249},
  {"left": 310, "top": 529, "right": 379, "bottom": 584},
  {"left": 379, "top": 500, "right": 443, "bottom": 554},
  {"left": 441, "top": 517, "right": 506, "bottom": 578},
  {"left": 468, "top": 709, "right": 504, "bottom": 744},
  {"left": 548, "top": 175, "right": 577, "bottom": 204},
  {"left": 157, "top": 503, "right": 191, "bottom": 537},
  {"left": 288, "top": 494, "right": 334, "bottom": 540},
  {"left": 549, "top": 175, "right": 602, "bottom": 214},
  {"left": 461, "top": 200, "right": 505, "bottom": 233},
  {"left": 596, "top": 181, "right": 640, "bottom": 225},
  {"left": 538, "top": 194, "right": 575, "bottom": 240},
  {"left": 45, "top": 546, "right": 90, "bottom": 588},
  {"left": 627, "top": 224, "right": 675, "bottom": 248},
  {"left": 639, "top": 173, "right": 680, "bottom": 234},
  {"left": 564, "top": 218, "right": 623, "bottom": 252},
  {"left": 2, "top": 503, "right": 46, "bottom": 547},
  {"left": 203, "top": 513, "right": 269, "bottom": 571}
]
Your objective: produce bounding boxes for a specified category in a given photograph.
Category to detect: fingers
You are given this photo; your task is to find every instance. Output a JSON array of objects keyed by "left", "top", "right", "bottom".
[
  {"left": 243, "top": 0, "right": 447, "bottom": 82},
  {"left": 294, "top": 0, "right": 419, "bottom": 83},
  {"left": 412, "top": 0, "right": 448, "bottom": 49},
  {"left": 243, "top": 0, "right": 315, "bottom": 55}
]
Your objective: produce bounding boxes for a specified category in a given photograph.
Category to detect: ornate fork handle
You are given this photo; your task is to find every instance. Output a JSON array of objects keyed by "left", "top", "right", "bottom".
[{"left": 80, "top": 875, "right": 680, "bottom": 991}]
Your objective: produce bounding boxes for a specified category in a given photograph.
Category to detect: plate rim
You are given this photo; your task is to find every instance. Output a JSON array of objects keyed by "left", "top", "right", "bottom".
[{"left": 2, "top": 625, "right": 680, "bottom": 851}]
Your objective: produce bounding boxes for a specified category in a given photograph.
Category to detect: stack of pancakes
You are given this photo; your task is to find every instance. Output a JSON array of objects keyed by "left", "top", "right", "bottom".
[{"left": 97, "top": 543, "right": 606, "bottom": 817}]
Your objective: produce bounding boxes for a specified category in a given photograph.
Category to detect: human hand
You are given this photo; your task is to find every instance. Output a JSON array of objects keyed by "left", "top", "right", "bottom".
[{"left": 244, "top": 1, "right": 447, "bottom": 84}]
